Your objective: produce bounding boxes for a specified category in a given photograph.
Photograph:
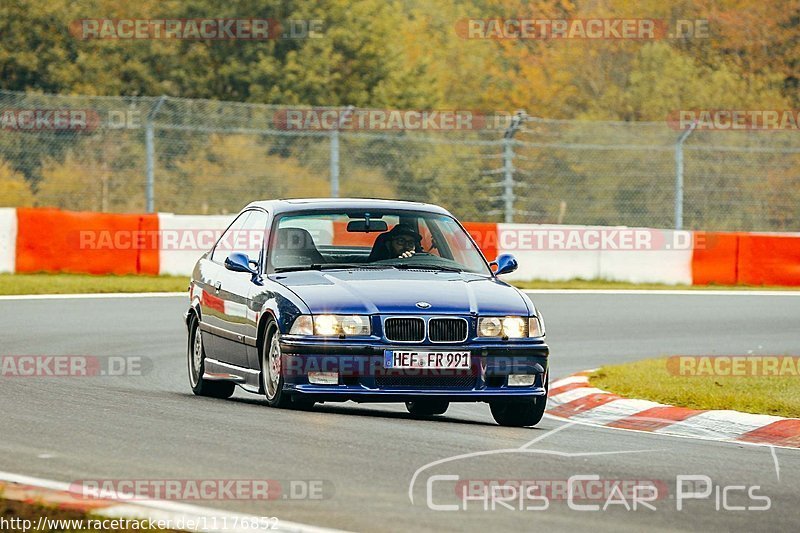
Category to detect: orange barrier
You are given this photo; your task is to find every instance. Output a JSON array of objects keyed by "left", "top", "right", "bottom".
[
  {"left": 692, "top": 231, "right": 800, "bottom": 286},
  {"left": 15, "top": 208, "right": 159, "bottom": 275},
  {"left": 12, "top": 207, "right": 800, "bottom": 285},
  {"left": 738, "top": 234, "right": 800, "bottom": 286},
  {"left": 691, "top": 231, "right": 740, "bottom": 285},
  {"left": 462, "top": 222, "right": 498, "bottom": 262}
]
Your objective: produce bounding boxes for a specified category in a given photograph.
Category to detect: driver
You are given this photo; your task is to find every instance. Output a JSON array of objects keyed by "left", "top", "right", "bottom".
[{"left": 369, "top": 224, "right": 422, "bottom": 261}]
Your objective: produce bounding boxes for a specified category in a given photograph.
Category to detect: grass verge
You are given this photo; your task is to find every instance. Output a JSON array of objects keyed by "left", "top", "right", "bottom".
[
  {"left": 0, "top": 273, "right": 189, "bottom": 295},
  {"left": 590, "top": 357, "right": 800, "bottom": 418},
  {"left": 0, "top": 498, "right": 178, "bottom": 532},
  {"left": 0, "top": 273, "right": 798, "bottom": 296},
  {"left": 514, "top": 279, "right": 800, "bottom": 290}
]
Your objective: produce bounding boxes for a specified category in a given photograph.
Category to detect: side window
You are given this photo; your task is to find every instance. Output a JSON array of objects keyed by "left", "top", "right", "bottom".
[
  {"left": 210, "top": 211, "right": 252, "bottom": 263},
  {"left": 418, "top": 219, "right": 440, "bottom": 257},
  {"left": 241, "top": 210, "right": 269, "bottom": 266},
  {"left": 419, "top": 218, "right": 450, "bottom": 259}
]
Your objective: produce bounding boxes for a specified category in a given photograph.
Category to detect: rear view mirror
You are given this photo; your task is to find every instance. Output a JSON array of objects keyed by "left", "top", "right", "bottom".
[
  {"left": 491, "top": 253, "right": 518, "bottom": 276},
  {"left": 346, "top": 220, "right": 388, "bottom": 233},
  {"left": 224, "top": 252, "right": 257, "bottom": 274},
  {"left": 225, "top": 252, "right": 263, "bottom": 285}
]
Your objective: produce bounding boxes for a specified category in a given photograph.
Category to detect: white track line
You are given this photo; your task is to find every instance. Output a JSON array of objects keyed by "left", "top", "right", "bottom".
[
  {"left": 525, "top": 289, "right": 800, "bottom": 296},
  {"left": 0, "top": 470, "right": 345, "bottom": 533},
  {"left": 0, "top": 292, "right": 185, "bottom": 301},
  {"left": 1, "top": 288, "right": 797, "bottom": 301}
]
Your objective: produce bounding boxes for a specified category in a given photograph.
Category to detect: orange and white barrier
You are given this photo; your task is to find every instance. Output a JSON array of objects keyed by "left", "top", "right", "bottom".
[
  {"left": 1, "top": 208, "right": 799, "bottom": 286},
  {"left": 157, "top": 213, "right": 234, "bottom": 276},
  {"left": 0, "top": 208, "right": 16, "bottom": 274},
  {"left": 495, "top": 224, "right": 694, "bottom": 284},
  {"left": 13, "top": 208, "right": 159, "bottom": 275}
]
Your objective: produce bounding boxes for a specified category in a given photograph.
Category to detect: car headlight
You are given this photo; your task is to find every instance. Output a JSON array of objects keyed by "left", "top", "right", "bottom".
[
  {"left": 289, "top": 314, "right": 371, "bottom": 337},
  {"left": 289, "top": 315, "right": 313, "bottom": 335},
  {"left": 529, "top": 314, "right": 545, "bottom": 338},
  {"left": 478, "top": 316, "right": 529, "bottom": 338},
  {"left": 478, "top": 317, "right": 503, "bottom": 337},
  {"left": 478, "top": 316, "right": 544, "bottom": 338}
]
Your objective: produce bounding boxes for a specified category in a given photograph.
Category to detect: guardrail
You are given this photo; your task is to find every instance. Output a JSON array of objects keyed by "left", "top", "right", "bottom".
[{"left": 1, "top": 208, "right": 798, "bottom": 286}]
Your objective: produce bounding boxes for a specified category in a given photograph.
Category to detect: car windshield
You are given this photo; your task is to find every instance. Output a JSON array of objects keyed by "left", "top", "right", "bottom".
[{"left": 269, "top": 210, "right": 491, "bottom": 275}]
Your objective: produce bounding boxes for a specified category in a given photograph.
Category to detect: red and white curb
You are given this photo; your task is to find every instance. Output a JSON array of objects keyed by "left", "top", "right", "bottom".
[
  {"left": 0, "top": 471, "right": 345, "bottom": 533},
  {"left": 547, "top": 371, "right": 800, "bottom": 449}
]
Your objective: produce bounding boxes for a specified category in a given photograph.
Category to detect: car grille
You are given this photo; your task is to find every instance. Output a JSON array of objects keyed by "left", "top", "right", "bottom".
[
  {"left": 374, "top": 376, "right": 477, "bottom": 389},
  {"left": 384, "top": 317, "right": 425, "bottom": 342},
  {"left": 429, "top": 318, "right": 468, "bottom": 342}
]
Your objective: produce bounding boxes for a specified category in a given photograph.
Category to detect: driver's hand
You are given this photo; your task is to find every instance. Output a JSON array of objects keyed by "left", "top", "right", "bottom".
[{"left": 398, "top": 250, "right": 415, "bottom": 259}]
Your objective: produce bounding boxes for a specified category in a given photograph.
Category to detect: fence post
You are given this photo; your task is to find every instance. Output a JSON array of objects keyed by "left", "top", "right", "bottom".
[
  {"left": 502, "top": 112, "right": 525, "bottom": 223},
  {"left": 674, "top": 121, "right": 697, "bottom": 230},
  {"left": 330, "top": 105, "right": 354, "bottom": 198},
  {"left": 145, "top": 96, "right": 167, "bottom": 213}
]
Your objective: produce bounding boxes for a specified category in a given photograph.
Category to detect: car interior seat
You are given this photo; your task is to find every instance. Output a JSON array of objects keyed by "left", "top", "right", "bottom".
[{"left": 273, "top": 227, "right": 326, "bottom": 267}]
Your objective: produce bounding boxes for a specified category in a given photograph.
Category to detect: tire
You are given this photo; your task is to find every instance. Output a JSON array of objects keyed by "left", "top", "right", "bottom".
[
  {"left": 490, "top": 375, "right": 549, "bottom": 427},
  {"left": 490, "top": 397, "right": 547, "bottom": 427},
  {"left": 188, "top": 314, "right": 235, "bottom": 399},
  {"left": 405, "top": 399, "right": 450, "bottom": 416},
  {"left": 261, "top": 320, "right": 294, "bottom": 408}
]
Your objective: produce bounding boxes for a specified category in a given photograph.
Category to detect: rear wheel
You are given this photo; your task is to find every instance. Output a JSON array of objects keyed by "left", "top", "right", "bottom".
[
  {"left": 405, "top": 399, "right": 450, "bottom": 416},
  {"left": 188, "top": 314, "right": 235, "bottom": 399}
]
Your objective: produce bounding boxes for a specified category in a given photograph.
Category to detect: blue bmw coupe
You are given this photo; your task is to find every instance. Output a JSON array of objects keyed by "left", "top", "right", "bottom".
[{"left": 185, "top": 199, "right": 549, "bottom": 426}]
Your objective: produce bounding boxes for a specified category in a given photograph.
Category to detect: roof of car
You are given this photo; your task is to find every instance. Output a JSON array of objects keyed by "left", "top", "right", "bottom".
[{"left": 243, "top": 198, "right": 453, "bottom": 216}]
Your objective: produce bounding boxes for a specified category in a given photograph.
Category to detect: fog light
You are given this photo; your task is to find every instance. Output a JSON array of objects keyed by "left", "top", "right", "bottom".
[
  {"left": 508, "top": 374, "right": 536, "bottom": 387},
  {"left": 308, "top": 371, "right": 339, "bottom": 385}
]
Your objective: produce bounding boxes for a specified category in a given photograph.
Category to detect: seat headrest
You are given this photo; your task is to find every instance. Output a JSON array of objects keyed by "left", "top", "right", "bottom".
[{"left": 276, "top": 227, "right": 318, "bottom": 251}]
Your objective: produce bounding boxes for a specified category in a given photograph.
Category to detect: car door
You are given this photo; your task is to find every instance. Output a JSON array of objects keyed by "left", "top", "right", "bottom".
[
  {"left": 200, "top": 210, "right": 252, "bottom": 365},
  {"left": 213, "top": 209, "right": 269, "bottom": 368}
]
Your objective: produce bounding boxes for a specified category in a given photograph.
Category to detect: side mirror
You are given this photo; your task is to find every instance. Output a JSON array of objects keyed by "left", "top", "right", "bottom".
[
  {"left": 224, "top": 252, "right": 257, "bottom": 274},
  {"left": 490, "top": 253, "right": 518, "bottom": 276}
]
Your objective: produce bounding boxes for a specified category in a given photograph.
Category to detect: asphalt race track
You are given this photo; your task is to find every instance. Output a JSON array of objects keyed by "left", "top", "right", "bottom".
[{"left": 1, "top": 292, "right": 798, "bottom": 532}]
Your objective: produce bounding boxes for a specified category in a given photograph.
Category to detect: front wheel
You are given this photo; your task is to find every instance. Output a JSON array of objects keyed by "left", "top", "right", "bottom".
[
  {"left": 405, "top": 399, "right": 449, "bottom": 416},
  {"left": 490, "top": 396, "right": 547, "bottom": 427},
  {"left": 187, "top": 315, "right": 235, "bottom": 399},
  {"left": 262, "top": 321, "right": 294, "bottom": 408}
]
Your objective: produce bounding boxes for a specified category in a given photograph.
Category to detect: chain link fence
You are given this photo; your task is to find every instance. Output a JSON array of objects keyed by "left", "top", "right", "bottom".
[{"left": 1, "top": 89, "right": 799, "bottom": 231}]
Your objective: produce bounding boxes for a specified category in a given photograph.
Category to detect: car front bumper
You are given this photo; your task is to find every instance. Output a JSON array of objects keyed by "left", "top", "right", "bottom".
[{"left": 279, "top": 338, "right": 549, "bottom": 402}]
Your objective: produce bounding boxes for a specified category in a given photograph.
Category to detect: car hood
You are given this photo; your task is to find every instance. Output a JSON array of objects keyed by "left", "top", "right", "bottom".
[{"left": 270, "top": 269, "right": 531, "bottom": 316}]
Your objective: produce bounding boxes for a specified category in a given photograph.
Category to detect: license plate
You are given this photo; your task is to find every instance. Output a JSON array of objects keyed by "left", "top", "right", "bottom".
[{"left": 384, "top": 350, "right": 471, "bottom": 369}]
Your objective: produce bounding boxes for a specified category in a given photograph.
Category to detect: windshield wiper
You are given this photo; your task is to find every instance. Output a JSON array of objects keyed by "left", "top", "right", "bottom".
[
  {"left": 274, "top": 263, "right": 393, "bottom": 273},
  {"left": 393, "top": 263, "right": 463, "bottom": 273}
]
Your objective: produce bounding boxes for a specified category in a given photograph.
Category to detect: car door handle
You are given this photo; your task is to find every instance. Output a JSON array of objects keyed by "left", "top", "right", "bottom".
[{"left": 214, "top": 281, "right": 222, "bottom": 293}]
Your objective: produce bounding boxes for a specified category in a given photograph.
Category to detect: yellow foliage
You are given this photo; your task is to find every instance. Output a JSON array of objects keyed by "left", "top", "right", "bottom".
[{"left": 0, "top": 159, "right": 34, "bottom": 207}]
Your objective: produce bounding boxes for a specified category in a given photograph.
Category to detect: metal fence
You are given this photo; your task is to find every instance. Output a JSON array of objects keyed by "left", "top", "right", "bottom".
[{"left": 1, "top": 89, "right": 799, "bottom": 231}]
